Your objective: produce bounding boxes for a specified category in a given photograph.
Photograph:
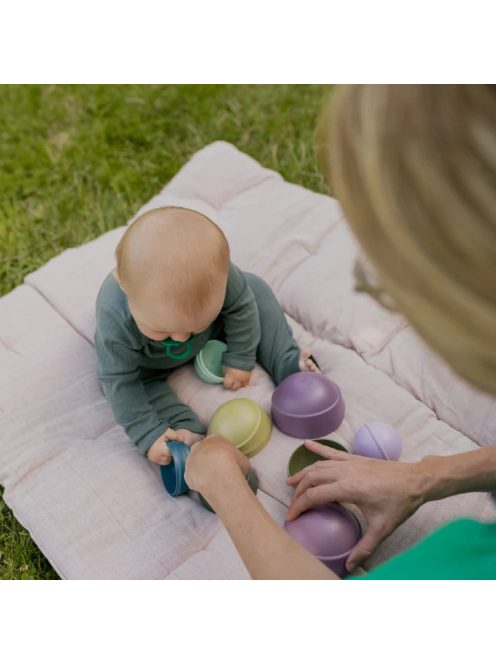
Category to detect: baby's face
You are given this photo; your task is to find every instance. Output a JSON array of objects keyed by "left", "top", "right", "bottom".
[{"left": 128, "top": 286, "right": 226, "bottom": 343}]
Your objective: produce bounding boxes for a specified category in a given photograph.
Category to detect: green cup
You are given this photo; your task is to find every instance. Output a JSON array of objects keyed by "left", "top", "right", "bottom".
[
  {"left": 287, "top": 438, "right": 348, "bottom": 476},
  {"left": 194, "top": 340, "right": 227, "bottom": 384}
]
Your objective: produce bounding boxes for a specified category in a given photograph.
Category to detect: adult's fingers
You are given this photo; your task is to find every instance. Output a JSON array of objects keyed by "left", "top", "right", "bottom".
[
  {"left": 289, "top": 467, "right": 342, "bottom": 502},
  {"left": 284, "top": 483, "right": 345, "bottom": 522},
  {"left": 287, "top": 459, "right": 341, "bottom": 486},
  {"left": 185, "top": 434, "right": 251, "bottom": 490},
  {"left": 303, "top": 440, "right": 351, "bottom": 461}
]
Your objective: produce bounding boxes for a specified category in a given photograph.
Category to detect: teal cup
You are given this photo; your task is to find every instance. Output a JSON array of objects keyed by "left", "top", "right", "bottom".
[
  {"left": 194, "top": 340, "right": 227, "bottom": 384},
  {"left": 160, "top": 441, "right": 190, "bottom": 496}
]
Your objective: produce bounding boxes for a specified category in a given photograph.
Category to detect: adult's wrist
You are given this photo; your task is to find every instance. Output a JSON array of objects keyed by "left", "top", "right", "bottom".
[
  {"left": 416, "top": 455, "right": 455, "bottom": 503},
  {"left": 417, "top": 446, "right": 496, "bottom": 503}
]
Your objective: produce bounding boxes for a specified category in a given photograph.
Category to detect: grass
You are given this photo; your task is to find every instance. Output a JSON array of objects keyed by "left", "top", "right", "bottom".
[{"left": 0, "top": 84, "right": 331, "bottom": 579}]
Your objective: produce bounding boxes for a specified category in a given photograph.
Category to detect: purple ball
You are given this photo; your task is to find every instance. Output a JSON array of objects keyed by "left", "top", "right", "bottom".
[
  {"left": 284, "top": 503, "right": 362, "bottom": 578},
  {"left": 352, "top": 422, "right": 402, "bottom": 460},
  {"left": 271, "top": 373, "right": 345, "bottom": 439}
]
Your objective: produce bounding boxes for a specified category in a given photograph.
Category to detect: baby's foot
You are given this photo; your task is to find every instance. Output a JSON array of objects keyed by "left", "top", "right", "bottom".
[{"left": 298, "top": 348, "right": 321, "bottom": 373}]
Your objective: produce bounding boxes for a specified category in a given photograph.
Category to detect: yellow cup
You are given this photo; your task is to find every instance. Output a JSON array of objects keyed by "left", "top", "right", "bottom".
[{"left": 208, "top": 398, "right": 272, "bottom": 458}]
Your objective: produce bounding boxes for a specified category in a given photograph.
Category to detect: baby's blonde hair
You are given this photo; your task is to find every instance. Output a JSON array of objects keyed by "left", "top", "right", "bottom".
[
  {"left": 318, "top": 85, "right": 496, "bottom": 395},
  {"left": 115, "top": 207, "right": 230, "bottom": 318}
]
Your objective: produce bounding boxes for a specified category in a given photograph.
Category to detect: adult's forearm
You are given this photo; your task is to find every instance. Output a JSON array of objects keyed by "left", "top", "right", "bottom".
[
  {"left": 201, "top": 466, "right": 337, "bottom": 580},
  {"left": 420, "top": 445, "right": 496, "bottom": 502}
]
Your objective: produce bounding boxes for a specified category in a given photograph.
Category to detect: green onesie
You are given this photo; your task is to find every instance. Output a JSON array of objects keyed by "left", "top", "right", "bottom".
[{"left": 94, "top": 262, "right": 301, "bottom": 456}]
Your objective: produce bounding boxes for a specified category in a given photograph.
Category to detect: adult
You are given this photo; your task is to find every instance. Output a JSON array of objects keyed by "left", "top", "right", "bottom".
[{"left": 185, "top": 85, "right": 496, "bottom": 579}]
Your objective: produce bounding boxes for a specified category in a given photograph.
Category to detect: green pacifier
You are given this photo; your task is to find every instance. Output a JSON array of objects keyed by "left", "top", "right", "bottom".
[{"left": 160, "top": 339, "right": 193, "bottom": 361}]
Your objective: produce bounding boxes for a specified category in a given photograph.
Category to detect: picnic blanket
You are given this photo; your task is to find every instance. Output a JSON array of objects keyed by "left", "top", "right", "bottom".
[{"left": 1, "top": 141, "right": 494, "bottom": 579}]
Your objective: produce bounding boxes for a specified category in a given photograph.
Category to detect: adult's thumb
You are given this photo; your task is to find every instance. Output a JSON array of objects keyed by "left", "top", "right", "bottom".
[{"left": 345, "top": 525, "right": 385, "bottom": 574}]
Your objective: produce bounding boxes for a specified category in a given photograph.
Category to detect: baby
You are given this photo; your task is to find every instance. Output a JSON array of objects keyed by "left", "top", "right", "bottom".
[{"left": 95, "top": 206, "right": 319, "bottom": 465}]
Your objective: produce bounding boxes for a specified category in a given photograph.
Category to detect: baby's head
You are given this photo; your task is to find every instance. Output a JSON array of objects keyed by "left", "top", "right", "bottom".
[{"left": 114, "top": 207, "right": 229, "bottom": 342}]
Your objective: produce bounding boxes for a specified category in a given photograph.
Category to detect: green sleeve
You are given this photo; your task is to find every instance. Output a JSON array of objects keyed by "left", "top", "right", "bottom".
[
  {"left": 95, "top": 306, "right": 171, "bottom": 456},
  {"left": 221, "top": 263, "right": 261, "bottom": 372},
  {"left": 354, "top": 519, "right": 496, "bottom": 580}
]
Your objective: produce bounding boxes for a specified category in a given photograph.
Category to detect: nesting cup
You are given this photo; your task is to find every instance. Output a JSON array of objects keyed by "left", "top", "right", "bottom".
[
  {"left": 272, "top": 373, "right": 345, "bottom": 439},
  {"left": 284, "top": 503, "right": 362, "bottom": 578},
  {"left": 352, "top": 422, "right": 402, "bottom": 460},
  {"left": 287, "top": 438, "right": 348, "bottom": 476},
  {"left": 208, "top": 398, "right": 272, "bottom": 458},
  {"left": 194, "top": 340, "right": 227, "bottom": 384},
  {"left": 160, "top": 441, "right": 191, "bottom": 497}
]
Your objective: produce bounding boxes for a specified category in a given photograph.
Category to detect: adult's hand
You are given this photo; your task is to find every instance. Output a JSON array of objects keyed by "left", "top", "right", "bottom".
[
  {"left": 185, "top": 434, "right": 336, "bottom": 579},
  {"left": 286, "top": 440, "right": 428, "bottom": 573},
  {"left": 184, "top": 434, "right": 251, "bottom": 495}
]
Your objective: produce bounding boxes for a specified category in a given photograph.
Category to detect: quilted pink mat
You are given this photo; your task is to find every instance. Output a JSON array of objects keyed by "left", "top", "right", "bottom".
[{"left": 1, "top": 142, "right": 494, "bottom": 578}]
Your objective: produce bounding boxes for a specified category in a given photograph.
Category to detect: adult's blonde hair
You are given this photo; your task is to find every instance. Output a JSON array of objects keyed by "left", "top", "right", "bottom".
[{"left": 318, "top": 85, "right": 496, "bottom": 395}]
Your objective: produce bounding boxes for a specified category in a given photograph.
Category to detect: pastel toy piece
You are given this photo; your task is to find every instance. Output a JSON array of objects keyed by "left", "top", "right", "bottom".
[
  {"left": 284, "top": 503, "right": 362, "bottom": 578},
  {"left": 199, "top": 467, "right": 259, "bottom": 513},
  {"left": 194, "top": 340, "right": 227, "bottom": 384},
  {"left": 160, "top": 338, "right": 193, "bottom": 361},
  {"left": 207, "top": 398, "right": 272, "bottom": 457},
  {"left": 287, "top": 438, "right": 348, "bottom": 477},
  {"left": 160, "top": 441, "right": 190, "bottom": 497},
  {"left": 271, "top": 372, "right": 345, "bottom": 439},
  {"left": 159, "top": 440, "right": 258, "bottom": 515},
  {"left": 352, "top": 422, "right": 403, "bottom": 460}
]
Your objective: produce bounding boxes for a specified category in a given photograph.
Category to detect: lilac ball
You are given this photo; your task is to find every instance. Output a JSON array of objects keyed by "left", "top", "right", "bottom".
[
  {"left": 271, "top": 372, "right": 345, "bottom": 439},
  {"left": 352, "top": 422, "right": 402, "bottom": 460},
  {"left": 284, "top": 503, "right": 361, "bottom": 578}
]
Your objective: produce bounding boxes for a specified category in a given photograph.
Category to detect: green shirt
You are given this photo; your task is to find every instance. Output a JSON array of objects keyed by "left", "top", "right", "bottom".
[{"left": 358, "top": 519, "right": 496, "bottom": 580}]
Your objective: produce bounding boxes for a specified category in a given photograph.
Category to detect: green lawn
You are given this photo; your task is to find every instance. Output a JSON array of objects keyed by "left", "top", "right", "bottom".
[{"left": 0, "top": 84, "right": 331, "bottom": 579}]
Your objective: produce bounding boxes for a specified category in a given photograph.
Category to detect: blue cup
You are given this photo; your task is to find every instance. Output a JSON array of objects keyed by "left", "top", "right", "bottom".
[
  {"left": 160, "top": 441, "right": 190, "bottom": 497},
  {"left": 160, "top": 440, "right": 259, "bottom": 514}
]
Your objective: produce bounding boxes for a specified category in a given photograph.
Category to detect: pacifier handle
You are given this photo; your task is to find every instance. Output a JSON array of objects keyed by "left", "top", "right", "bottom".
[{"left": 160, "top": 339, "right": 193, "bottom": 361}]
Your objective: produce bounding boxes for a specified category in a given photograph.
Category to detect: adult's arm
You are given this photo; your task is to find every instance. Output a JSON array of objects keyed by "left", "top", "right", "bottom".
[
  {"left": 184, "top": 436, "right": 338, "bottom": 580},
  {"left": 286, "top": 441, "right": 496, "bottom": 573}
]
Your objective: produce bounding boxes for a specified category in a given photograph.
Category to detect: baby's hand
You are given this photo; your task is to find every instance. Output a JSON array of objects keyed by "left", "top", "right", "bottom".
[
  {"left": 146, "top": 428, "right": 204, "bottom": 465},
  {"left": 174, "top": 429, "right": 204, "bottom": 447},
  {"left": 147, "top": 429, "right": 175, "bottom": 465},
  {"left": 223, "top": 366, "right": 252, "bottom": 391}
]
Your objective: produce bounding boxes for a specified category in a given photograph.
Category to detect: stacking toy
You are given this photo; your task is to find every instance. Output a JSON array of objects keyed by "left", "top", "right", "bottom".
[
  {"left": 287, "top": 438, "right": 348, "bottom": 477},
  {"left": 208, "top": 398, "right": 272, "bottom": 457},
  {"left": 159, "top": 440, "right": 259, "bottom": 513},
  {"left": 272, "top": 373, "right": 345, "bottom": 439},
  {"left": 160, "top": 441, "right": 190, "bottom": 496},
  {"left": 352, "top": 422, "right": 402, "bottom": 460},
  {"left": 194, "top": 340, "right": 227, "bottom": 384},
  {"left": 199, "top": 467, "right": 259, "bottom": 513},
  {"left": 284, "top": 503, "right": 362, "bottom": 578}
]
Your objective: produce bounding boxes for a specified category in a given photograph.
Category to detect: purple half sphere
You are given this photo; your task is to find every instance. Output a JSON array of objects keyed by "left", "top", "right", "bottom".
[
  {"left": 272, "top": 372, "right": 345, "bottom": 438},
  {"left": 352, "top": 422, "right": 403, "bottom": 460},
  {"left": 284, "top": 503, "right": 362, "bottom": 578}
]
